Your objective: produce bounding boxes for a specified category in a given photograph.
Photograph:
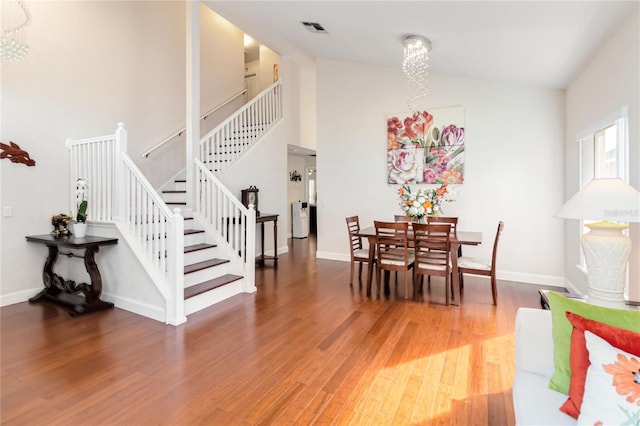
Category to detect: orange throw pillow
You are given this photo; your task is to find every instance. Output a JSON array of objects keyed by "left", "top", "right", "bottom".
[{"left": 559, "top": 311, "right": 640, "bottom": 419}]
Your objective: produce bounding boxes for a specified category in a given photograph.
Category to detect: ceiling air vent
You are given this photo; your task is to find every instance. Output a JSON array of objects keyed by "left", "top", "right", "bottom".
[{"left": 301, "top": 22, "right": 328, "bottom": 34}]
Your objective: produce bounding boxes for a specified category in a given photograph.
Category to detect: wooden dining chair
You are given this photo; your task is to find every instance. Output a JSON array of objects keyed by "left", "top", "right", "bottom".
[
  {"left": 458, "top": 221, "right": 505, "bottom": 305},
  {"left": 426, "top": 216, "right": 460, "bottom": 255},
  {"left": 345, "top": 216, "right": 372, "bottom": 285},
  {"left": 412, "top": 223, "right": 453, "bottom": 305},
  {"left": 374, "top": 221, "right": 414, "bottom": 298}
]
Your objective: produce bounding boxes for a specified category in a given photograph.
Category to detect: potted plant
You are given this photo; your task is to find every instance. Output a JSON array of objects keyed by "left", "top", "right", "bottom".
[{"left": 73, "top": 179, "right": 88, "bottom": 238}]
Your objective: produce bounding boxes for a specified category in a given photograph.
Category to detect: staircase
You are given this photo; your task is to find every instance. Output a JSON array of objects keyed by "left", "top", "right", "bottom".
[
  {"left": 162, "top": 178, "right": 243, "bottom": 315},
  {"left": 65, "top": 80, "right": 281, "bottom": 324}
]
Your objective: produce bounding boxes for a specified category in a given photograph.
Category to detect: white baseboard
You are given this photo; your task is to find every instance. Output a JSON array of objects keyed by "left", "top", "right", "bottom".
[
  {"left": 0, "top": 287, "right": 41, "bottom": 307},
  {"left": 316, "top": 251, "right": 349, "bottom": 262},
  {"left": 102, "top": 292, "right": 166, "bottom": 323},
  {"left": 0, "top": 289, "right": 167, "bottom": 325},
  {"left": 497, "top": 270, "right": 566, "bottom": 288},
  {"left": 316, "top": 251, "right": 566, "bottom": 288}
]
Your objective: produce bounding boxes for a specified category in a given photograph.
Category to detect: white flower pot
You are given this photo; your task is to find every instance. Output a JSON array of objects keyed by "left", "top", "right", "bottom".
[{"left": 74, "top": 222, "right": 87, "bottom": 238}]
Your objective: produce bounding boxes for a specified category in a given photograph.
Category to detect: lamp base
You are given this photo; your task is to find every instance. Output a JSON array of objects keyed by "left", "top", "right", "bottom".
[{"left": 582, "top": 221, "right": 630, "bottom": 309}]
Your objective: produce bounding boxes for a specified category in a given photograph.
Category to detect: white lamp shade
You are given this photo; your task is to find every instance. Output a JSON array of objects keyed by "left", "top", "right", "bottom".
[{"left": 555, "top": 178, "right": 640, "bottom": 223}]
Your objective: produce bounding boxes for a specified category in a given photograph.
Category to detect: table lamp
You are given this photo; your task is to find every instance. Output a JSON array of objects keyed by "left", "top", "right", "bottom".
[{"left": 555, "top": 178, "right": 640, "bottom": 308}]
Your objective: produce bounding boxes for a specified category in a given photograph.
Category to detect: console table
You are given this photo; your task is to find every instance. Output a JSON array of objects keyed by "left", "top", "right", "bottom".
[{"left": 26, "top": 234, "right": 118, "bottom": 316}]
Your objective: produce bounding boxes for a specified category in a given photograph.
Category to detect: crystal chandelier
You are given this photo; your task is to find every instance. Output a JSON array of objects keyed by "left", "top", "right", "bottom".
[
  {"left": 402, "top": 35, "right": 431, "bottom": 110},
  {"left": 1, "top": 0, "right": 32, "bottom": 62}
]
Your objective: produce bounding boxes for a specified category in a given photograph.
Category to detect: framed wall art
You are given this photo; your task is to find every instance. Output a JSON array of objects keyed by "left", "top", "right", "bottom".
[{"left": 387, "top": 106, "right": 465, "bottom": 185}]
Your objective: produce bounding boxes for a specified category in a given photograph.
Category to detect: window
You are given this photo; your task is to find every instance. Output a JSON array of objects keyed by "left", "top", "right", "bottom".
[{"left": 577, "top": 107, "right": 629, "bottom": 270}]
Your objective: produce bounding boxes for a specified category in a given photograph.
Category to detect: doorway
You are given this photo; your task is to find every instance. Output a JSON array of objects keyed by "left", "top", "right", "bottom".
[{"left": 306, "top": 167, "right": 317, "bottom": 235}]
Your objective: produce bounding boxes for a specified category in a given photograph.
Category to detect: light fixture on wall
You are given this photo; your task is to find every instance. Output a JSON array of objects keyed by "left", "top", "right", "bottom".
[
  {"left": 289, "top": 170, "right": 302, "bottom": 182},
  {"left": 402, "top": 34, "right": 431, "bottom": 110},
  {"left": 555, "top": 178, "right": 640, "bottom": 308},
  {"left": 1, "top": 0, "right": 32, "bottom": 62}
]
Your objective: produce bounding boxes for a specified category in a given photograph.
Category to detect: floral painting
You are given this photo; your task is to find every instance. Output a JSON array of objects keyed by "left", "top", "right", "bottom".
[{"left": 387, "top": 106, "right": 465, "bottom": 185}]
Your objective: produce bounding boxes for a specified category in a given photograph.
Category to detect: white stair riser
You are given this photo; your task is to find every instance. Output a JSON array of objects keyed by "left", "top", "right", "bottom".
[
  {"left": 184, "top": 232, "right": 206, "bottom": 246},
  {"left": 162, "top": 192, "right": 186, "bottom": 204},
  {"left": 184, "top": 279, "right": 244, "bottom": 315},
  {"left": 173, "top": 181, "right": 186, "bottom": 191},
  {"left": 183, "top": 217, "right": 194, "bottom": 228},
  {"left": 184, "top": 247, "right": 217, "bottom": 264},
  {"left": 185, "top": 263, "right": 230, "bottom": 287}
]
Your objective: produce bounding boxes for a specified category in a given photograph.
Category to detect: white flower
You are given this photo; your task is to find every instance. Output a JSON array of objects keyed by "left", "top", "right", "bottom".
[{"left": 75, "top": 178, "right": 88, "bottom": 205}]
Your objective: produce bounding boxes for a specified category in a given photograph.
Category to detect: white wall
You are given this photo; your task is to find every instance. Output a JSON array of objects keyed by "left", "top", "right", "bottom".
[
  {"left": 0, "top": 1, "right": 245, "bottom": 307},
  {"left": 565, "top": 8, "right": 640, "bottom": 299},
  {"left": 298, "top": 65, "right": 317, "bottom": 151},
  {"left": 1, "top": 1, "right": 182, "bottom": 303},
  {"left": 258, "top": 45, "right": 280, "bottom": 93},
  {"left": 145, "top": 3, "right": 245, "bottom": 189},
  {"left": 219, "top": 124, "right": 289, "bottom": 260},
  {"left": 315, "top": 59, "right": 566, "bottom": 286}
]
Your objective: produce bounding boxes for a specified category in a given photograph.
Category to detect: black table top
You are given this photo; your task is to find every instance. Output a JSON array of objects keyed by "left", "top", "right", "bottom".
[{"left": 26, "top": 234, "right": 118, "bottom": 248}]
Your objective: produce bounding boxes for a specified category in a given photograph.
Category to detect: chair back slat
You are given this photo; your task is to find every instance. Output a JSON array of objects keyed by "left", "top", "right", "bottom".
[
  {"left": 346, "top": 215, "right": 363, "bottom": 253},
  {"left": 374, "top": 220, "right": 414, "bottom": 298},
  {"left": 413, "top": 223, "right": 451, "bottom": 270},
  {"left": 426, "top": 216, "right": 458, "bottom": 237},
  {"left": 374, "top": 221, "right": 411, "bottom": 266}
]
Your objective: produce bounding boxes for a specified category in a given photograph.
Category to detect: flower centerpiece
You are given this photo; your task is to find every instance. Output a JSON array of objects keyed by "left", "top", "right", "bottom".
[
  {"left": 397, "top": 180, "right": 454, "bottom": 221},
  {"left": 73, "top": 179, "right": 88, "bottom": 237}
]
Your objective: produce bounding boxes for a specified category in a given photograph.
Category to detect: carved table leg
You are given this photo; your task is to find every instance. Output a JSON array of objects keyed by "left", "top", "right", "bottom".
[
  {"left": 71, "top": 246, "right": 113, "bottom": 317},
  {"left": 29, "top": 245, "right": 61, "bottom": 303}
]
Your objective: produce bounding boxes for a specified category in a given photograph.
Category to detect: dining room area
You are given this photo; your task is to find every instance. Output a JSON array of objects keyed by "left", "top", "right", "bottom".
[{"left": 345, "top": 203, "right": 503, "bottom": 308}]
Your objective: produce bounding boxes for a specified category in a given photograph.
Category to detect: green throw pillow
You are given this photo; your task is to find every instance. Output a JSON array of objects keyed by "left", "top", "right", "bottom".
[{"left": 547, "top": 291, "right": 640, "bottom": 394}]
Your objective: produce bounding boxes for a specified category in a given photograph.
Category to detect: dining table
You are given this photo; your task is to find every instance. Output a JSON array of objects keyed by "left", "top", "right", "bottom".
[{"left": 354, "top": 225, "right": 483, "bottom": 306}]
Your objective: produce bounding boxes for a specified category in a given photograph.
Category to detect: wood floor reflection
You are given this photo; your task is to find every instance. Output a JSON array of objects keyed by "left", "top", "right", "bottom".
[{"left": 1, "top": 236, "right": 545, "bottom": 425}]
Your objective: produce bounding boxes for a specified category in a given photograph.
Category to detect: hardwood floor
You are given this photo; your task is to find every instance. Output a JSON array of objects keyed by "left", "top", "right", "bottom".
[{"left": 1, "top": 236, "right": 545, "bottom": 425}]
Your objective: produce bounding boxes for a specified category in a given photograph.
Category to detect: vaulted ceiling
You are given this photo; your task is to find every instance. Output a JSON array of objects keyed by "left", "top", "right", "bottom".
[{"left": 208, "top": 1, "right": 638, "bottom": 90}]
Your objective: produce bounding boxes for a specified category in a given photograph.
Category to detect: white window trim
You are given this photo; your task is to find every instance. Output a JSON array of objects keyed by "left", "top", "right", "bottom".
[{"left": 575, "top": 107, "right": 629, "bottom": 290}]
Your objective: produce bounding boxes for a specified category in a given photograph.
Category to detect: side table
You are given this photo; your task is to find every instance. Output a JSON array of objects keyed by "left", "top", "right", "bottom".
[
  {"left": 26, "top": 234, "right": 118, "bottom": 316},
  {"left": 256, "top": 213, "right": 278, "bottom": 265}
]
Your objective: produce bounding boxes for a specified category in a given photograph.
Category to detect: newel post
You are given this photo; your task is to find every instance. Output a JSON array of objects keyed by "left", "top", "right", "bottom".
[
  {"left": 186, "top": 1, "right": 200, "bottom": 210},
  {"left": 114, "top": 122, "right": 127, "bottom": 221},
  {"left": 167, "top": 208, "right": 186, "bottom": 325},
  {"left": 245, "top": 206, "right": 257, "bottom": 292}
]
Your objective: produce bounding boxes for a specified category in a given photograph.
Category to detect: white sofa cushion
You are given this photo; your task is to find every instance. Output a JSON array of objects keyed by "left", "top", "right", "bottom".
[
  {"left": 514, "top": 308, "right": 555, "bottom": 376},
  {"left": 513, "top": 308, "right": 576, "bottom": 425},
  {"left": 513, "top": 371, "right": 575, "bottom": 425}
]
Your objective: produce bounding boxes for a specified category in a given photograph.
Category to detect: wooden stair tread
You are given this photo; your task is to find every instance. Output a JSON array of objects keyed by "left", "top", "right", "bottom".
[
  {"left": 184, "top": 258, "right": 229, "bottom": 274},
  {"left": 184, "top": 243, "right": 216, "bottom": 253},
  {"left": 184, "top": 229, "right": 204, "bottom": 235},
  {"left": 162, "top": 190, "right": 186, "bottom": 194},
  {"left": 184, "top": 274, "right": 243, "bottom": 299}
]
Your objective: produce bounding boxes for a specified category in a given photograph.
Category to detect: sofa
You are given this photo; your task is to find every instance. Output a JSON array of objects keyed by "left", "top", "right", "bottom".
[{"left": 513, "top": 307, "right": 575, "bottom": 425}]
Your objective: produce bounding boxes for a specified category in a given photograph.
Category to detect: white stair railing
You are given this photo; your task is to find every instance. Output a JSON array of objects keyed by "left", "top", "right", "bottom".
[
  {"left": 200, "top": 80, "right": 282, "bottom": 174},
  {"left": 195, "top": 159, "right": 256, "bottom": 292},
  {"left": 67, "top": 123, "right": 185, "bottom": 325},
  {"left": 67, "top": 123, "right": 127, "bottom": 222},
  {"left": 121, "top": 154, "right": 185, "bottom": 325}
]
